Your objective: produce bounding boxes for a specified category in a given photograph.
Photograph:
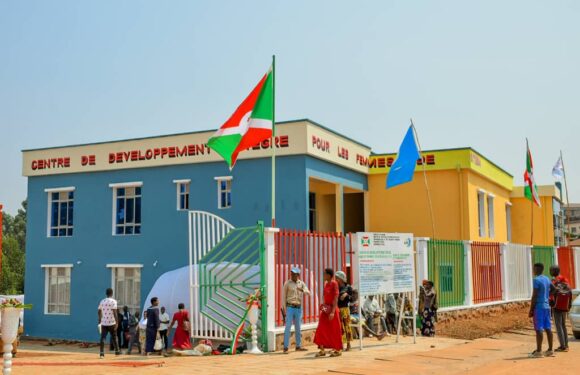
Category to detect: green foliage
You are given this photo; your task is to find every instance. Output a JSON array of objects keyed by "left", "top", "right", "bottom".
[{"left": 1, "top": 200, "right": 27, "bottom": 294}]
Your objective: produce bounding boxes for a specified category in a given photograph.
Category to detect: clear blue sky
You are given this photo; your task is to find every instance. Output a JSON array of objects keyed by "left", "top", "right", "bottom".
[{"left": 1, "top": 1, "right": 579, "bottom": 214}]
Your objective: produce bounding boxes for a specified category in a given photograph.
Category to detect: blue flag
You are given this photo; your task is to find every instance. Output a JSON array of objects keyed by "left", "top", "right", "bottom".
[{"left": 386, "top": 125, "right": 420, "bottom": 189}]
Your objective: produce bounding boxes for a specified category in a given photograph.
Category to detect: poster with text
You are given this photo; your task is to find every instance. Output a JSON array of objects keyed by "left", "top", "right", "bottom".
[{"left": 356, "top": 232, "right": 415, "bottom": 295}]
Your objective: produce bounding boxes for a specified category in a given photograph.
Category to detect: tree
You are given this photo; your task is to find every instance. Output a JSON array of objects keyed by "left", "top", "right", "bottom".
[{"left": 1, "top": 200, "right": 26, "bottom": 294}]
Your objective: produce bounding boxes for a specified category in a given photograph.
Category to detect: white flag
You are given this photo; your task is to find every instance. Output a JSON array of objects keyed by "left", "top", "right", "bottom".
[{"left": 552, "top": 156, "right": 564, "bottom": 180}]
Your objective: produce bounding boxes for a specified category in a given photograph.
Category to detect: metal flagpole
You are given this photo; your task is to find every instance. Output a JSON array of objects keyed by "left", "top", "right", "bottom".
[
  {"left": 530, "top": 199, "right": 534, "bottom": 245},
  {"left": 271, "top": 55, "right": 276, "bottom": 227},
  {"left": 410, "top": 119, "right": 436, "bottom": 240},
  {"left": 560, "top": 151, "right": 571, "bottom": 245}
]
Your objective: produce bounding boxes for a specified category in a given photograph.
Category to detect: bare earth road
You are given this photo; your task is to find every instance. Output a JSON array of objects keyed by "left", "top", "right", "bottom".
[{"left": 11, "top": 329, "right": 579, "bottom": 375}]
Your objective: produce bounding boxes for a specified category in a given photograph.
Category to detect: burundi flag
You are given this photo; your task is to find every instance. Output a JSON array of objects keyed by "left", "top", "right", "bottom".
[
  {"left": 208, "top": 67, "right": 274, "bottom": 169},
  {"left": 524, "top": 139, "right": 541, "bottom": 207}
]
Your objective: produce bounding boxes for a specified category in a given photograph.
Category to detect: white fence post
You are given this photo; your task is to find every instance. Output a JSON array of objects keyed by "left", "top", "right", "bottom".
[
  {"left": 500, "top": 243, "right": 508, "bottom": 302},
  {"left": 415, "top": 237, "right": 430, "bottom": 283},
  {"left": 574, "top": 247, "right": 580, "bottom": 288},
  {"left": 264, "top": 227, "right": 279, "bottom": 352},
  {"left": 464, "top": 240, "right": 474, "bottom": 307}
]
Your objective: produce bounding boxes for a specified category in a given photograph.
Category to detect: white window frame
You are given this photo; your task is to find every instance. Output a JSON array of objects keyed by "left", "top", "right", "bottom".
[
  {"left": 214, "top": 176, "right": 233, "bottom": 209},
  {"left": 477, "top": 189, "right": 486, "bottom": 237},
  {"left": 109, "top": 182, "right": 143, "bottom": 236},
  {"left": 107, "top": 264, "right": 143, "bottom": 312},
  {"left": 487, "top": 194, "right": 495, "bottom": 239},
  {"left": 42, "top": 264, "right": 73, "bottom": 315},
  {"left": 45, "top": 187, "right": 75, "bottom": 238},
  {"left": 505, "top": 202, "right": 512, "bottom": 242},
  {"left": 173, "top": 179, "right": 191, "bottom": 211}
]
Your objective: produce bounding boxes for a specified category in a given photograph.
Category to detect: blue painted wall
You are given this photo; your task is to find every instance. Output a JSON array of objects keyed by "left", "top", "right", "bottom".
[{"left": 24, "top": 155, "right": 366, "bottom": 341}]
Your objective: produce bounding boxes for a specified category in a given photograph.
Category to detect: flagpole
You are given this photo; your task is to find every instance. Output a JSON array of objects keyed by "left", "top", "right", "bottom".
[
  {"left": 410, "top": 119, "right": 436, "bottom": 239},
  {"left": 530, "top": 199, "right": 534, "bottom": 245},
  {"left": 560, "top": 150, "right": 571, "bottom": 245},
  {"left": 271, "top": 54, "right": 276, "bottom": 227}
]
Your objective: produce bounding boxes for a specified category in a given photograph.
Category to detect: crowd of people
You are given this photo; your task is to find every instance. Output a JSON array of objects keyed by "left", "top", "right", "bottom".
[
  {"left": 282, "top": 267, "right": 439, "bottom": 358},
  {"left": 97, "top": 288, "right": 192, "bottom": 358},
  {"left": 97, "top": 262, "right": 575, "bottom": 359}
]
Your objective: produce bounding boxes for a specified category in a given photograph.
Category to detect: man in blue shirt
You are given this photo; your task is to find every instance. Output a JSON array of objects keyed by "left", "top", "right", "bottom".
[{"left": 529, "top": 263, "right": 555, "bottom": 358}]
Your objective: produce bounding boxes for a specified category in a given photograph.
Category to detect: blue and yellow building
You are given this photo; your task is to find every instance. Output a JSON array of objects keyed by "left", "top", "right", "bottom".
[{"left": 22, "top": 119, "right": 561, "bottom": 341}]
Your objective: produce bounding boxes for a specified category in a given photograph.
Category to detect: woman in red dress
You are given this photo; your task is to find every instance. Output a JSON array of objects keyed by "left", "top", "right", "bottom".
[
  {"left": 314, "top": 268, "right": 343, "bottom": 357},
  {"left": 169, "top": 303, "right": 192, "bottom": 350}
]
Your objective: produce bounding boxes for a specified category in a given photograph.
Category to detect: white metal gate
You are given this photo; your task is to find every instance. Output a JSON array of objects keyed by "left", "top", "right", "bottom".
[{"left": 188, "top": 210, "right": 234, "bottom": 340}]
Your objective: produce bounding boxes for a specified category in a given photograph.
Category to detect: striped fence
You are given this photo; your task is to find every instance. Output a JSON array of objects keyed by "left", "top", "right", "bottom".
[
  {"left": 274, "top": 230, "right": 347, "bottom": 327},
  {"left": 504, "top": 243, "right": 533, "bottom": 300},
  {"left": 471, "top": 242, "right": 503, "bottom": 304},
  {"left": 427, "top": 239, "right": 466, "bottom": 308}
]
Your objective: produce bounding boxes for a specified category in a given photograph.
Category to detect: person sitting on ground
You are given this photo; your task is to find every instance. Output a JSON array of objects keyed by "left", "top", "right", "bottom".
[
  {"left": 529, "top": 263, "right": 556, "bottom": 358},
  {"left": 362, "top": 295, "right": 389, "bottom": 336},
  {"left": 349, "top": 290, "right": 386, "bottom": 340}
]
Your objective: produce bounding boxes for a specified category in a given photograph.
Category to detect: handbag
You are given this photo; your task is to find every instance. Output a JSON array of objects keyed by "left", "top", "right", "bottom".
[
  {"left": 154, "top": 333, "right": 163, "bottom": 351},
  {"left": 182, "top": 320, "right": 191, "bottom": 332},
  {"left": 319, "top": 303, "right": 332, "bottom": 315}
]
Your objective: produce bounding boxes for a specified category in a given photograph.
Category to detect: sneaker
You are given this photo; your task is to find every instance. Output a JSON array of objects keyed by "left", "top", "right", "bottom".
[
  {"left": 544, "top": 350, "right": 554, "bottom": 357},
  {"left": 529, "top": 350, "right": 543, "bottom": 358},
  {"left": 99, "top": 354, "right": 105, "bottom": 359},
  {"left": 555, "top": 347, "right": 569, "bottom": 352},
  {"left": 283, "top": 347, "right": 289, "bottom": 354},
  {"left": 296, "top": 347, "right": 308, "bottom": 352}
]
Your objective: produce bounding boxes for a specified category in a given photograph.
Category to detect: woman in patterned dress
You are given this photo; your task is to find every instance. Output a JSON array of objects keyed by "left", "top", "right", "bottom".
[{"left": 420, "top": 280, "right": 438, "bottom": 337}]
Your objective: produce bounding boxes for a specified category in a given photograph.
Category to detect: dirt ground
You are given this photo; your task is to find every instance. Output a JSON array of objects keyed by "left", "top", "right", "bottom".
[
  {"left": 9, "top": 318, "right": 579, "bottom": 375},
  {"left": 438, "top": 304, "right": 531, "bottom": 340}
]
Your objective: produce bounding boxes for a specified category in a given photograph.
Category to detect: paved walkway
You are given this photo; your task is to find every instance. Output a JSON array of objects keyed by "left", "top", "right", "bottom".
[{"left": 10, "top": 331, "right": 579, "bottom": 375}]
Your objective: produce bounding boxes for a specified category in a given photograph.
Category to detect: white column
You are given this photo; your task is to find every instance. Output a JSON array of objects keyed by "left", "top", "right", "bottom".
[
  {"left": 500, "top": 243, "right": 508, "bottom": 301},
  {"left": 464, "top": 240, "right": 474, "bottom": 307},
  {"left": 264, "top": 227, "right": 279, "bottom": 352},
  {"left": 335, "top": 185, "right": 344, "bottom": 233}
]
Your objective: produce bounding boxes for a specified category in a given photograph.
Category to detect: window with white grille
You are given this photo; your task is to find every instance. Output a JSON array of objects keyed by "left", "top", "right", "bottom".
[{"left": 44, "top": 266, "right": 71, "bottom": 315}]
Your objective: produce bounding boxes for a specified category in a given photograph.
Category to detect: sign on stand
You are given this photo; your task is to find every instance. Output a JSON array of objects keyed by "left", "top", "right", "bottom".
[{"left": 353, "top": 232, "right": 417, "bottom": 349}]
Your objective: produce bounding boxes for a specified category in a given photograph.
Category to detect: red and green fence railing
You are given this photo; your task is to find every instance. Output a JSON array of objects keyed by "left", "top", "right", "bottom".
[{"left": 427, "top": 239, "right": 466, "bottom": 308}]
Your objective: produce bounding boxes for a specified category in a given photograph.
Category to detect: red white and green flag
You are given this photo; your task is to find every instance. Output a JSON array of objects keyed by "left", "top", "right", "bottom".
[
  {"left": 208, "top": 67, "right": 274, "bottom": 169},
  {"left": 524, "top": 139, "right": 541, "bottom": 207}
]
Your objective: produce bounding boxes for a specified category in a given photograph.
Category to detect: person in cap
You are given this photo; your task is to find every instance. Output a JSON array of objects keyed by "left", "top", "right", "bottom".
[
  {"left": 282, "top": 266, "right": 311, "bottom": 353},
  {"left": 335, "top": 270, "right": 353, "bottom": 351}
]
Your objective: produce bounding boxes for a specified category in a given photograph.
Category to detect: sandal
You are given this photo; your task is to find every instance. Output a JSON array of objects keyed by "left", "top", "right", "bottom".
[
  {"left": 330, "top": 350, "right": 342, "bottom": 357},
  {"left": 315, "top": 350, "right": 326, "bottom": 357}
]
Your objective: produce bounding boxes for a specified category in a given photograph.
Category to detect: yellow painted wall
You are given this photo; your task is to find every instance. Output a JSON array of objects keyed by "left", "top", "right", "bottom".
[
  {"left": 368, "top": 169, "right": 464, "bottom": 240},
  {"left": 465, "top": 170, "right": 512, "bottom": 242},
  {"left": 316, "top": 194, "right": 336, "bottom": 232},
  {"left": 511, "top": 195, "right": 555, "bottom": 246},
  {"left": 367, "top": 168, "right": 512, "bottom": 241}
]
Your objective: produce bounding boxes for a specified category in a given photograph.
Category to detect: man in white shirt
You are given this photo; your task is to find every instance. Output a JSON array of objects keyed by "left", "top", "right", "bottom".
[
  {"left": 362, "top": 295, "right": 388, "bottom": 335},
  {"left": 158, "top": 306, "right": 170, "bottom": 352},
  {"left": 98, "top": 288, "right": 120, "bottom": 358}
]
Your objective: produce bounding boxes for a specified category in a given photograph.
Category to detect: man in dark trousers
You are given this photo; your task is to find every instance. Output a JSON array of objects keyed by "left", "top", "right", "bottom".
[
  {"left": 145, "top": 297, "right": 161, "bottom": 355},
  {"left": 550, "top": 265, "right": 572, "bottom": 352},
  {"left": 98, "top": 288, "right": 120, "bottom": 359}
]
